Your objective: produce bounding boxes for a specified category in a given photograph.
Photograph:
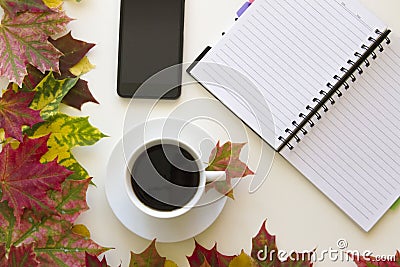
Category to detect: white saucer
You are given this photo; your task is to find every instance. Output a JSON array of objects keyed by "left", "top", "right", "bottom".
[{"left": 105, "top": 118, "right": 227, "bottom": 243}]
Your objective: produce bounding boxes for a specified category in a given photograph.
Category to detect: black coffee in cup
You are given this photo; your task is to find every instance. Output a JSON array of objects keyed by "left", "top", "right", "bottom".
[{"left": 130, "top": 143, "right": 200, "bottom": 211}]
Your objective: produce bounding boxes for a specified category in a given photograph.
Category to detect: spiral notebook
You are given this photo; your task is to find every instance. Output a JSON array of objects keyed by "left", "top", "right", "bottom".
[{"left": 188, "top": 0, "right": 400, "bottom": 231}]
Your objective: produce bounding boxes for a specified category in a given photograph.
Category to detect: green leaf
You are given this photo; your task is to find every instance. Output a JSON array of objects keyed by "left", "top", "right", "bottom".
[
  {"left": 30, "top": 72, "right": 79, "bottom": 120},
  {"left": 129, "top": 240, "right": 165, "bottom": 267},
  {"left": 391, "top": 198, "right": 399, "bottom": 210},
  {"left": 29, "top": 113, "right": 106, "bottom": 150},
  {"left": 59, "top": 150, "right": 90, "bottom": 180}
]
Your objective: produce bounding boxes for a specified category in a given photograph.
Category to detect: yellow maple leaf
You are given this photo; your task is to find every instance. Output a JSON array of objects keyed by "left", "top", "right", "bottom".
[
  {"left": 69, "top": 56, "right": 95, "bottom": 76},
  {"left": 72, "top": 224, "right": 91, "bottom": 238},
  {"left": 43, "top": 0, "right": 63, "bottom": 8},
  {"left": 0, "top": 128, "right": 20, "bottom": 149},
  {"left": 164, "top": 260, "right": 178, "bottom": 267},
  {"left": 229, "top": 250, "right": 258, "bottom": 267}
]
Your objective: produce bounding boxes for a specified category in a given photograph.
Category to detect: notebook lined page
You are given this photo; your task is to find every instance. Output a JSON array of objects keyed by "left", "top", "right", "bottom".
[
  {"left": 190, "top": 0, "right": 375, "bottom": 149},
  {"left": 281, "top": 37, "right": 400, "bottom": 231},
  {"left": 189, "top": 0, "right": 399, "bottom": 230}
]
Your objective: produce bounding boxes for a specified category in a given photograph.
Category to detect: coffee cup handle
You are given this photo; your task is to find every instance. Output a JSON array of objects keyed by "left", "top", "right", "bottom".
[{"left": 205, "top": 171, "right": 226, "bottom": 183}]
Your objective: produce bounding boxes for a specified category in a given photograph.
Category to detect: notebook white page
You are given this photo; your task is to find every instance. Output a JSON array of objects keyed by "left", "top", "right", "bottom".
[
  {"left": 190, "top": 0, "right": 382, "bottom": 149},
  {"left": 189, "top": 0, "right": 400, "bottom": 230},
  {"left": 281, "top": 38, "right": 400, "bottom": 231}
]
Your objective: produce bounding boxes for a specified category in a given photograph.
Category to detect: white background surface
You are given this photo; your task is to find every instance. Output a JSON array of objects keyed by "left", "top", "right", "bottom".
[{"left": 57, "top": 0, "right": 400, "bottom": 266}]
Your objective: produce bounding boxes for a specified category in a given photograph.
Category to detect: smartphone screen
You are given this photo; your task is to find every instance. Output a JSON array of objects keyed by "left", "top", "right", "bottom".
[{"left": 117, "top": 0, "right": 184, "bottom": 98}]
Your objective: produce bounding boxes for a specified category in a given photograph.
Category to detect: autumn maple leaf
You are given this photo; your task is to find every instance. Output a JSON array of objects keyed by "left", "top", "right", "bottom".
[
  {"left": 52, "top": 178, "right": 91, "bottom": 223},
  {"left": 0, "top": 89, "right": 43, "bottom": 141},
  {"left": 85, "top": 252, "right": 110, "bottom": 267},
  {"left": 187, "top": 241, "right": 235, "bottom": 267},
  {"left": 50, "top": 32, "right": 98, "bottom": 109},
  {"left": 0, "top": 243, "right": 39, "bottom": 266},
  {"left": 0, "top": 0, "right": 51, "bottom": 18},
  {"left": 34, "top": 223, "right": 109, "bottom": 267},
  {"left": 207, "top": 141, "right": 254, "bottom": 181},
  {"left": 0, "top": 135, "right": 72, "bottom": 221},
  {"left": 0, "top": 243, "right": 5, "bottom": 266},
  {"left": 21, "top": 32, "right": 99, "bottom": 110},
  {"left": 129, "top": 240, "right": 166, "bottom": 267},
  {"left": 251, "top": 221, "right": 313, "bottom": 267},
  {"left": 206, "top": 141, "right": 254, "bottom": 199},
  {"left": 0, "top": 11, "right": 71, "bottom": 85},
  {"left": 0, "top": 206, "right": 109, "bottom": 267}
]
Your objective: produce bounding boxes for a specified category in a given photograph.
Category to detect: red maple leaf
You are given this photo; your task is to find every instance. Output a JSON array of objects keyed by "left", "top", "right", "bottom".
[
  {"left": 187, "top": 241, "right": 235, "bottom": 267},
  {"left": 0, "top": 90, "right": 43, "bottom": 141},
  {"left": 0, "top": 243, "right": 39, "bottom": 267},
  {"left": 85, "top": 252, "right": 109, "bottom": 267},
  {"left": 49, "top": 31, "right": 95, "bottom": 72},
  {"left": 0, "top": 135, "right": 72, "bottom": 221},
  {"left": 200, "top": 257, "right": 212, "bottom": 267},
  {"left": 0, "top": 243, "right": 6, "bottom": 266}
]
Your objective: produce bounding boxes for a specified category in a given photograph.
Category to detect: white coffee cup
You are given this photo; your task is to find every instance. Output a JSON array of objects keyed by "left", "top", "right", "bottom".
[{"left": 124, "top": 138, "right": 225, "bottom": 219}]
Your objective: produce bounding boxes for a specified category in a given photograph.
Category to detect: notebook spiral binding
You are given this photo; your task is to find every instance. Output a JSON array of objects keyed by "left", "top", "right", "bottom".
[{"left": 277, "top": 28, "right": 392, "bottom": 152}]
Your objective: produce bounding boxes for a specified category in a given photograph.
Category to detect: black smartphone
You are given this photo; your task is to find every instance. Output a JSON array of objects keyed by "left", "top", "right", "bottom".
[{"left": 117, "top": 0, "right": 184, "bottom": 99}]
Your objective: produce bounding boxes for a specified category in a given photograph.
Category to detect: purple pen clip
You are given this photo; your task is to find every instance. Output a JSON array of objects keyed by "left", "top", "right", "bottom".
[{"left": 237, "top": 1, "right": 252, "bottom": 17}]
